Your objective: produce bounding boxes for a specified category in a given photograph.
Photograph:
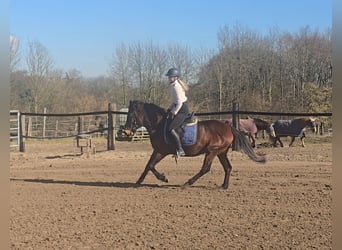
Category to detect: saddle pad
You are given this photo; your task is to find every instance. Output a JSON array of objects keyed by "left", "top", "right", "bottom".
[{"left": 181, "top": 123, "right": 197, "bottom": 145}]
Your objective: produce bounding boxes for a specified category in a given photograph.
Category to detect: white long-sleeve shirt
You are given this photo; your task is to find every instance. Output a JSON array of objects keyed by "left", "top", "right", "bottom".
[{"left": 168, "top": 79, "right": 188, "bottom": 115}]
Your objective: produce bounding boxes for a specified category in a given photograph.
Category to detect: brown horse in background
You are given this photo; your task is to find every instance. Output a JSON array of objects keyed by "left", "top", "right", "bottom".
[
  {"left": 225, "top": 118, "right": 258, "bottom": 147},
  {"left": 269, "top": 117, "right": 317, "bottom": 147},
  {"left": 124, "top": 100, "right": 266, "bottom": 189},
  {"left": 252, "top": 117, "right": 271, "bottom": 139}
]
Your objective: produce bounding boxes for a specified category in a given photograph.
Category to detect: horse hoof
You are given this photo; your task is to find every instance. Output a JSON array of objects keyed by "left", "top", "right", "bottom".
[
  {"left": 181, "top": 182, "right": 191, "bottom": 188},
  {"left": 160, "top": 174, "right": 168, "bottom": 183}
]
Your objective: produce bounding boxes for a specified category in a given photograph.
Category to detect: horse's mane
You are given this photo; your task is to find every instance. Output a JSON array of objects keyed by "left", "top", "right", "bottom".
[
  {"left": 253, "top": 117, "right": 268, "bottom": 123},
  {"left": 131, "top": 100, "right": 165, "bottom": 114}
]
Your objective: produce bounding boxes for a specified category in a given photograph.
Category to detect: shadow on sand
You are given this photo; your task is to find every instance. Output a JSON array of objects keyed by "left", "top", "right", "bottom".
[
  {"left": 9, "top": 178, "right": 205, "bottom": 189},
  {"left": 45, "top": 149, "right": 109, "bottom": 159}
]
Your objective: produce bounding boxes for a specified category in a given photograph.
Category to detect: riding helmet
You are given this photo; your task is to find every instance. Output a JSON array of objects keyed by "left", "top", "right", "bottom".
[{"left": 165, "top": 68, "right": 180, "bottom": 77}]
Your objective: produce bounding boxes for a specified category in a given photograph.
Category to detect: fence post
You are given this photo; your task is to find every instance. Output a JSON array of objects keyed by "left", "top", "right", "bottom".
[
  {"left": 112, "top": 103, "right": 116, "bottom": 146},
  {"left": 77, "top": 116, "right": 81, "bottom": 147},
  {"left": 55, "top": 120, "right": 59, "bottom": 137},
  {"left": 43, "top": 107, "right": 47, "bottom": 139},
  {"left": 320, "top": 122, "right": 324, "bottom": 135},
  {"left": 107, "top": 103, "right": 115, "bottom": 150},
  {"left": 27, "top": 116, "right": 32, "bottom": 137},
  {"left": 18, "top": 112, "right": 25, "bottom": 152},
  {"left": 232, "top": 102, "right": 240, "bottom": 151}
]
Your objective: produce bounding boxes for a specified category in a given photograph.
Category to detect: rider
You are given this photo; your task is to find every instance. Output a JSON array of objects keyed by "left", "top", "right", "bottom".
[{"left": 165, "top": 67, "right": 189, "bottom": 157}]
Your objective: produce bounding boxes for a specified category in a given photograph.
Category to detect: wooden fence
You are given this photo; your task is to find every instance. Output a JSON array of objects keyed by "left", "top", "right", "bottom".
[{"left": 10, "top": 102, "right": 332, "bottom": 152}]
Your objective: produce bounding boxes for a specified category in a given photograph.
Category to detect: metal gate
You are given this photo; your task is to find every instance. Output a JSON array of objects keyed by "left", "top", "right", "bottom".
[{"left": 10, "top": 110, "right": 20, "bottom": 149}]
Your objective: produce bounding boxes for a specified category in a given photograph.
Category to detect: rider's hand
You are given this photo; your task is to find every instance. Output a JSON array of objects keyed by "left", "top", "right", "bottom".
[{"left": 166, "top": 109, "right": 173, "bottom": 119}]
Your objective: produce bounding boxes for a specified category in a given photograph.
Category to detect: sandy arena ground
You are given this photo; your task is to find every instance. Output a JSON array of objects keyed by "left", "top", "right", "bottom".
[{"left": 10, "top": 136, "right": 332, "bottom": 249}]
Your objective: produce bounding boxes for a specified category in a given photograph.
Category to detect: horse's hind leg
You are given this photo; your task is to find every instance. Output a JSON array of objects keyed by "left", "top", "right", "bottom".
[
  {"left": 278, "top": 137, "right": 284, "bottom": 147},
  {"left": 136, "top": 150, "right": 167, "bottom": 184},
  {"left": 251, "top": 135, "right": 256, "bottom": 148},
  {"left": 183, "top": 153, "right": 215, "bottom": 187},
  {"left": 218, "top": 153, "right": 232, "bottom": 189}
]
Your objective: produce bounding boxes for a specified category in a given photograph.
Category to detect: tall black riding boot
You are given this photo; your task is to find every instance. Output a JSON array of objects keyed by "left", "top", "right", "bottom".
[{"left": 170, "top": 129, "right": 186, "bottom": 157}]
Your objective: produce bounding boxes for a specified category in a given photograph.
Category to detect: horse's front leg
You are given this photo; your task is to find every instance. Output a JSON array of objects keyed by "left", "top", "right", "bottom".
[
  {"left": 300, "top": 136, "right": 305, "bottom": 147},
  {"left": 136, "top": 150, "right": 167, "bottom": 184},
  {"left": 278, "top": 137, "right": 284, "bottom": 147},
  {"left": 289, "top": 136, "right": 296, "bottom": 147}
]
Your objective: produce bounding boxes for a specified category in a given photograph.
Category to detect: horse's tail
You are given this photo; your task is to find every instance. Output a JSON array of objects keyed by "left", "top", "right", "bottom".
[{"left": 231, "top": 126, "right": 266, "bottom": 163}]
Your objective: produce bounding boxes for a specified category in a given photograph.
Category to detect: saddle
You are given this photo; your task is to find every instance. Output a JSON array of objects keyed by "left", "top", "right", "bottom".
[
  {"left": 164, "top": 112, "right": 198, "bottom": 145},
  {"left": 180, "top": 112, "right": 197, "bottom": 127}
]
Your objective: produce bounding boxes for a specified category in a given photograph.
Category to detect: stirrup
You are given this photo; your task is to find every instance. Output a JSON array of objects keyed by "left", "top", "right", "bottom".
[{"left": 177, "top": 149, "right": 186, "bottom": 157}]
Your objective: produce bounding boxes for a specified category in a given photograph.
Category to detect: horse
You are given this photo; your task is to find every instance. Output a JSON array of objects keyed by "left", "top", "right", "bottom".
[
  {"left": 252, "top": 117, "right": 271, "bottom": 139},
  {"left": 225, "top": 117, "right": 271, "bottom": 147},
  {"left": 225, "top": 118, "right": 258, "bottom": 147},
  {"left": 124, "top": 100, "right": 266, "bottom": 189},
  {"left": 269, "top": 117, "right": 317, "bottom": 147}
]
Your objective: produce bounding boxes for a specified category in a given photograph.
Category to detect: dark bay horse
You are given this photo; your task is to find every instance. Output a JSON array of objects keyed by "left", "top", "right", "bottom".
[
  {"left": 252, "top": 117, "right": 271, "bottom": 139},
  {"left": 225, "top": 117, "right": 271, "bottom": 147},
  {"left": 124, "top": 100, "right": 266, "bottom": 189},
  {"left": 269, "top": 117, "right": 317, "bottom": 147}
]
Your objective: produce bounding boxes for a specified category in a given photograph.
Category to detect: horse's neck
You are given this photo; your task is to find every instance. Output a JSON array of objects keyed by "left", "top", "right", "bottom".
[
  {"left": 142, "top": 107, "right": 164, "bottom": 134},
  {"left": 293, "top": 119, "right": 308, "bottom": 129},
  {"left": 304, "top": 119, "right": 313, "bottom": 128},
  {"left": 258, "top": 121, "right": 269, "bottom": 129}
]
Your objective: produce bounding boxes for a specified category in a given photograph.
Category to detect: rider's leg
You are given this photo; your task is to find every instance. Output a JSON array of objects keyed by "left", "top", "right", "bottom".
[{"left": 170, "top": 129, "right": 185, "bottom": 156}]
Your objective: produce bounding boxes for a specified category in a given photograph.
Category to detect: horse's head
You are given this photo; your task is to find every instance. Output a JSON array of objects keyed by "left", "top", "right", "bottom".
[
  {"left": 308, "top": 117, "right": 317, "bottom": 133},
  {"left": 124, "top": 100, "right": 165, "bottom": 135},
  {"left": 124, "top": 100, "right": 143, "bottom": 134}
]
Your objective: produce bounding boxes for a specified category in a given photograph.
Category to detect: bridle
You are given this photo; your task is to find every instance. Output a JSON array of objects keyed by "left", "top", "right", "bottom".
[{"left": 125, "top": 105, "right": 139, "bottom": 133}]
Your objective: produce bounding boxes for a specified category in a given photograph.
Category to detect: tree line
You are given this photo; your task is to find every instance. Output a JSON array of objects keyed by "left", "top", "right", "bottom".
[{"left": 10, "top": 24, "right": 332, "bottom": 123}]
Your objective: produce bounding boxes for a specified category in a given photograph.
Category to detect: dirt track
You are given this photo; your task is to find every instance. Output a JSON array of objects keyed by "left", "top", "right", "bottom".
[{"left": 10, "top": 136, "right": 332, "bottom": 249}]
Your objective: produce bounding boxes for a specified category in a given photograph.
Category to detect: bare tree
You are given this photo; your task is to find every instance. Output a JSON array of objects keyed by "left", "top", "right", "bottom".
[
  {"left": 10, "top": 35, "right": 20, "bottom": 73},
  {"left": 142, "top": 41, "right": 168, "bottom": 104},
  {"left": 110, "top": 43, "right": 132, "bottom": 107},
  {"left": 167, "top": 44, "right": 196, "bottom": 83},
  {"left": 25, "top": 40, "right": 54, "bottom": 113},
  {"left": 127, "top": 41, "right": 169, "bottom": 105}
]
